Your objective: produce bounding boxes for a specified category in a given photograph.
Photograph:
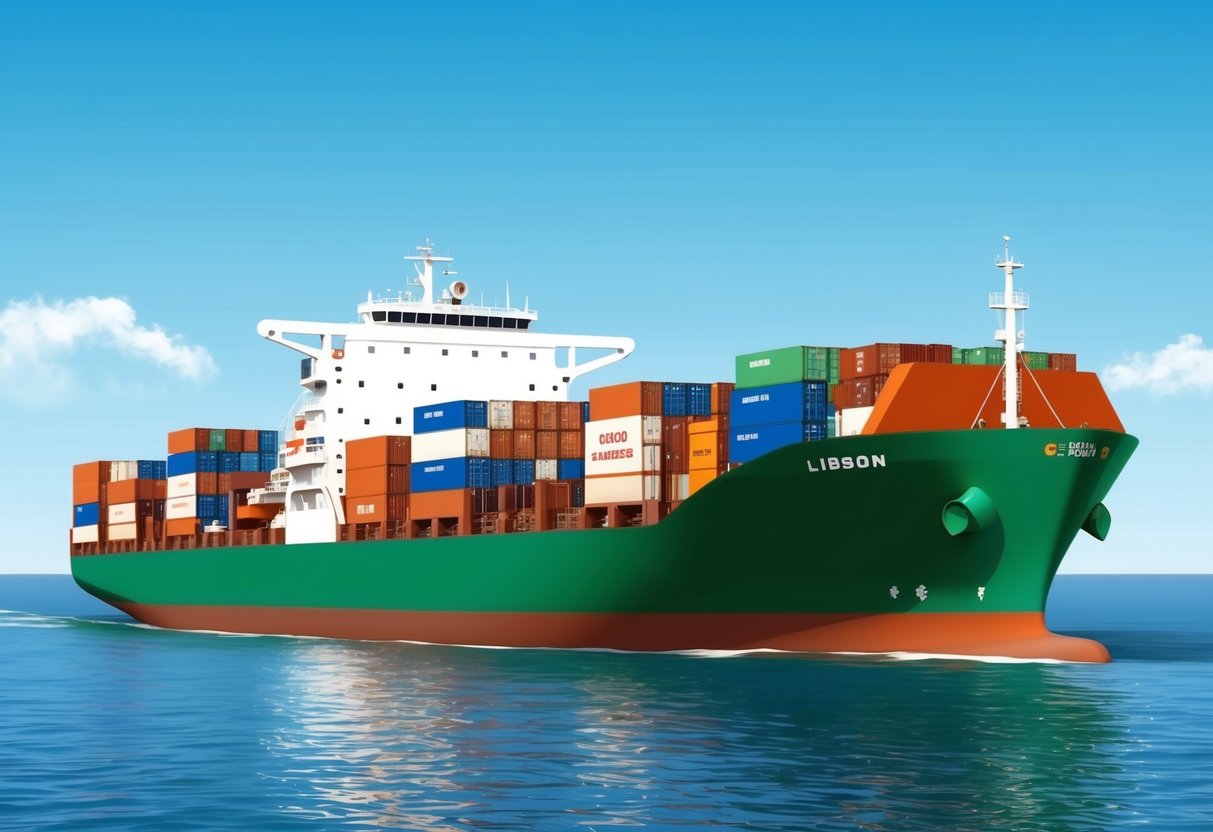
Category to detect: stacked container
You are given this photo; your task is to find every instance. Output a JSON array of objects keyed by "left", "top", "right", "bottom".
[
  {"left": 727, "top": 381, "right": 830, "bottom": 463},
  {"left": 71, "top": 461, "right": 111, "bottom": 549},
  {"left": 165, "top": 426, "right": 279, "bottom": 537},
  {"left": 106, "top": 462, "right": 167, "bottom": 546},
  {"left": 344, "top": 435, "right": 411, "bottom": 525},
  {"left": 735, "top": 345, "right": 841, "bottom": 389}
]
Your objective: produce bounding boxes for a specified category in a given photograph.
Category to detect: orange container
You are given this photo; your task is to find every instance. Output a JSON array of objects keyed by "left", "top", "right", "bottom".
[
  {"left": 710, "top": 382, "right": 735, "bottom": 414},
  {"left": 535, "top": 401, "right": 560, "bottom": 431},
  {"left": 167, "top": 428, "right": 211, "bottom": 454},
  {"left": 73, "top": 479, "right": 101, "bottom": 504},
  {"left": 535, "top": 430, "right": 559, "bottom": 460},
  {"left": 73, "top": 460, "right": 111, "bottom": 486},
  {"left": 833, "top": 374, "right": 890, "bottom": 409},
  {"left": 689, "top": 467, "right": 719, "bottom": 496},
  {"left": 345, "top": 465, "right": 410, "bottom": 498},
  {"left": 166, "top": 517, "right": 198, "bottom": 537},
  {"left": 559, "top": 401, "right": 584, "bottom": 430},
  {"left": 107, "top": 478, "right": 163, "bottom": 504},
  {"left": 489, "top": 429, "right": 514, "bottom": 459},
  {"left": 346, "top": 435, "right": 412, "bottom": 470},
  {"left": 242, "top": 429, "right": 260, "bottom": 451},
  {"left": 689, "top": 428, "right": 728, "bottom": 471},
  {"left": 558, "top": 430, "right": 584, "bottom": 460},
  {"left": 195, "top": 472, "right": 219, "bottom": 494},
  {"left": 344, "top": 493, "right": 406, "bottom": 523},
  {"left": 512, "top": 401, "right": 536, "bottom": 430},
  {"left": 514, "top": 430, "right": 536, "bottom": 459},
  {"left": 588, "top": 381, "right": 663, "bottom": 421},
  {"left": 225, "top": 428, "right": 244, "bottom": 452},
  {"left": 409, "top": 488, "right": 472, "bottom": 519}
]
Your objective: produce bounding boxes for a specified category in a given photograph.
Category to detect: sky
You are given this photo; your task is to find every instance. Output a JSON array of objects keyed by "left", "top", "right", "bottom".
[{"left": 1, "top": 1, "right": 1210, "bottom": 574}]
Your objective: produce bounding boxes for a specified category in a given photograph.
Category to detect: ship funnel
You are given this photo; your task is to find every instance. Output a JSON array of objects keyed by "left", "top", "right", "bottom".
[
  {"left": 941, "top": 486, "right": 999, "bottom": 536},
  {"left": 1081, "top": 503, "right": 1111, "bottom": 541},
  {"left": 449, "top": 280, "right": 469, "bottom": 300}
]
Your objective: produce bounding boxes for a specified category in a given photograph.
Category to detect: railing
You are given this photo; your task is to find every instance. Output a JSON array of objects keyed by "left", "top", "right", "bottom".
[{"left": 989, "top": 291, "right": 1030, "bottom": 309}]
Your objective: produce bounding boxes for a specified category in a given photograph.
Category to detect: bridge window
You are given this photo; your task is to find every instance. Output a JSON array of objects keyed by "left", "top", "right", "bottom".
[
  {"left": 432, "top": 314, "right": 446, "bottom": 325},
  {"left": 490, "top": 317, "right": 502, "bottom": 328},
  {"left": 503, "top": 318, "right": 517, "bottom": 329},
  {"left": 372, "top": 311, "right": 386, "bottom": 322},
  {"left": 417, "top": 313, "right": 431, "bottom": 324},
  {"left": 474, "top": 316, "right": 488, "bottom": 327},
  {"left": 402, "top": 313, "right": 416, "bottom": 324},
  {"left": 388, "top": 311, "right": 402, "bottom": 323}
]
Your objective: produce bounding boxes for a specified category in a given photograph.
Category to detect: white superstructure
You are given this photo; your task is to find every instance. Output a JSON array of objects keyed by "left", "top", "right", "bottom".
[
  {"left": 991, "top": 236, "right": 1028, "bottom": 429},
  {"left": 257, "top": 241, "right": 635, "bottom": 544}
]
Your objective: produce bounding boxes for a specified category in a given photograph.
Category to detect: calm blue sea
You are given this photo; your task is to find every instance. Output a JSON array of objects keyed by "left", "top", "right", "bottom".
[{"left": 1, "top": 575, "right": 1210, "bottom": 831}]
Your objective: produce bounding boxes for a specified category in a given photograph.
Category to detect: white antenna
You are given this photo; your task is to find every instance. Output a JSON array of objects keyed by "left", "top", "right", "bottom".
[
  {"left": 991, "top": 235, "right": 1028, "bottom": 429},
  {"left": 505, "top": 280, "right": 511, "bottom": 309}
]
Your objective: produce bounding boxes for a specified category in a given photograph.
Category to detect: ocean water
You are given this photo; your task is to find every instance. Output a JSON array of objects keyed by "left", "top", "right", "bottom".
[{"left": 0, "top": 575, "right": 1209, "bottom": 831}]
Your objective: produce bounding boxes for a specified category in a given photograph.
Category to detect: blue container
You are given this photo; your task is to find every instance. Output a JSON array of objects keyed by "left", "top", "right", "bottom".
[
  {"left": 662, "top": 382, "right": 688, "bottom": 416},
  {"left": 729, "top": 381, "right": 829, "bottom": 428},
  {"left": 410, "top": 457, "right": 491, "bottom": 493},
  {"left": 73, "top": 502, "right": 100, "bottom": 527},
  {"left": 557, "top": 458, "right": 585, "bottom": 480},
  {"left": 688, "top": 383, "right": 712, "bottom": 416},
  {"left": 238, "top": 452, "right": 261, "bottom": 472},
  {"left": 581, "top": 401, "right": 591, "bottom": 423},
  {"left": 490, "top": 458, "right": 515, "bottom": 487},
  {"left": 137, "top": 459, "right": 167, "bottom": 480},
  {"left": 570, "top": 481, "right": 585, "bottom": 508},
  {"left": 413, "top": 400, "right": 488, "bottom": 434},
  {"left": 258, "top": 430, "right": 279, "bottom": 453},
  {"left": 805, "top": 420, "right": 828, "bottom": 441},
  {"left": 259, "top": 451, "right": 278, "bottom": 471},
  {"left": 729, "top": 420, "right": 820, "bottom": 464},
  {"left": 512, "top": 459, "right": 536, "bottom": 485},
  {"left": 167, "top": 451, "right": 218, "bottom": 476},
  {"left": 195, "top": 494, "right": 229, "bottom": 526},
  {"left": 218, "top": 451, "right": 241, "bottom": 473}
]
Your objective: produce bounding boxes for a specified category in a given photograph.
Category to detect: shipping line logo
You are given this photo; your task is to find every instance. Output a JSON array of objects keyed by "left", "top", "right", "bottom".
[
  {"left": 1043, "top": 441, "right": 1108, "bottom": 459},
  {"left": 806, "top": 454, "right": 887, "bottom": 473}
]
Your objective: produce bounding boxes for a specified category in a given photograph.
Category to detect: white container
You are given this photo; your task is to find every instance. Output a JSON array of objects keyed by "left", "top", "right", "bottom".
[
  {"left": 584, "top": 416, "right": 664, "bottom": 477},
  {"left": 167, "top": 473, "right": 197, "bottom": 497},
  {"left": 489, "top": 400, "right": 514, "bottom": 430},
  {"left": 668, "top": 474, "right": 689, "bottom": 502},
  {"left": 108, "top": 522, "right": 138, "bottom": 541},
  {"left": 535, "top": 459, "right": 559, "bottom": 481},
  {"left": 165, "top": 496, "right": 197, "bottom": 520},
  {"left": 71, "top": 524, "right": 100, "bottom": 544},
  {"left": 411, "top": 427, "right": 490, "bottom": 462},
  {"left": 837, "top": 405, "right": 875, "bottom": 437},
  {"left": 585, "top": 473, "right": 661, "bottom": 505},
  {"left": 109, "top": 460, "right": 138, "bottom": 482},
  {"left": 108, "top": 502, "right": 137, "bottom": 524}
]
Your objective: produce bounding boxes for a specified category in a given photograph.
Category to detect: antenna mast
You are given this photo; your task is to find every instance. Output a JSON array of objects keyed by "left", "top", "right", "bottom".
[{"left": 991, "top": 236, "right": 1028, "bottom": 429}]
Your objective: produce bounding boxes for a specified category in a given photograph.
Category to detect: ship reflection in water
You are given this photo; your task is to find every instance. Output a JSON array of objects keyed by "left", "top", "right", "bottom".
[{"left": 260, "top": 640, "right": 1139, "bottom": 830}]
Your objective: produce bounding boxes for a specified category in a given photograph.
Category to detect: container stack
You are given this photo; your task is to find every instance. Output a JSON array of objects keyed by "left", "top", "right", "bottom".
[
  {"left": 71, "top": 460, "right": 167, "bottom": 554},
  {"left": 70, "top": 461, "right": 111, "bottom": 554},
  {"left": 343, "top": 435, "right": 411, "bottom": 537},
  {"left": 953, "top": 346, "right": 1078, "bottom": 372},
  {"left": 833, "top": 343, "right": 952, "bottom": 434},
  {"left": 165, "top": 427, "right": 279, "bottom": 539},
  {"left": 728, "top": 344, "right": 840, "bottom": 465}
]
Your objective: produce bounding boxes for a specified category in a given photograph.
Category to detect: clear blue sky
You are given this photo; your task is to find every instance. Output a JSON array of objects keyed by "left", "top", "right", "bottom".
[{"left": 2, "top": 1, "right": 1209, "bottom": 573}]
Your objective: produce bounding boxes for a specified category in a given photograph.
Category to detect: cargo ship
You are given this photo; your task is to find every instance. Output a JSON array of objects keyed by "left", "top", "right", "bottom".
[{"left": 69, "top": 240, "right": 1136, "bottom": 662}]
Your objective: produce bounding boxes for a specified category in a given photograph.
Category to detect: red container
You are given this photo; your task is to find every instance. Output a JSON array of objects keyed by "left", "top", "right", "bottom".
[
  {"left": 345, "top": 493, "right": 407, "bottom": 523},
  {"left": 558, "top": 430, "right": 584, "bottom": 460},
  {"left": 1048, "top": 353, "right": 1077, "bottom": 372},
  {"left": 538, "top": 480, "right": 571, "bottom": 511},
  {"left": 535, "top": 430, "right": 559, "bottom": 460},
  {"left": 489, "top": 429, "right": 514, "bottom": 459},
  {"left": 589, "top": 381, "right": 663, "bottom": 420},
  {"left": 196, "top": 472, "right": 219, "bottom": 494},
  {"left": 662, "top": 416, "right": 692, "bottom": 475},
  {"left": 710, "top": 382, "right": 735, "bottom": 415},
  {"left": 514, "top": 430, "right": 536, "bottom": 459},
  {"left": 225, "top": 429, "right": 244, "bottom": 452},
  {"left": 346, "top": 436, "right": 412, "bottom": 470},
  {"left": 108, "top": 478, "right": 164, "bottom": 504},
  {"left": 929, "top": 343, "right": 954, "bottom": 364},
  {"left": 833, "top": 374, "right": 890, "bottom": 409},
  {"left": 243, "top": 429, "right": 260, "bottom": 452},
  {"left": 167, "top": 428, "right": 210, "bottom": 454},
  {"left": 512, "top": 401, "right": 536, "bottom": 430},
  {"left": 498, "top": 484, "right": 535, "bottom": 511},
  {"left": 535, "top": 401, "right": 560, "bottom": 431}
]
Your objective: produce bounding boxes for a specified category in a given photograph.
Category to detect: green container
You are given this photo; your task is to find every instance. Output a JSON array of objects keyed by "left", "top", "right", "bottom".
[
  {"left": 961, "top": 346, "right": 1004, "bottom": 366},
  {"left": 735, "top": 345, "right": 840, "bottom": 389},
  {"left": 209, "top": 428, "right": 227, "bottom": 451},
  {"left": 1023, "top": 351, "right": 1049, "bottom": 371},
  {"left": 952, "top": 347, "right": 963, "bottom": 364}
]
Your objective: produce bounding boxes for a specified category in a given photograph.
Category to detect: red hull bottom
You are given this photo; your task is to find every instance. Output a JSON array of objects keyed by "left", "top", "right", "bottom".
[{"left": 116, "top": 603, "right": 1110, "bottom": 663}]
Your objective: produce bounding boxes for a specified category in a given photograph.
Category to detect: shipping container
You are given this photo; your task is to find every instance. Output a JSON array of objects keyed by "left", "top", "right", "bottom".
[
  {"left": 663, "top": 473, "right": 690, "bottom": 502},
  {"left": 729, "top": 380, "right": 829, "bottom": 428},
  {"left": 687, "top": 383, "right": 712, "bottom": 416},
  {"left": 1048, "top": 352, "right": 1078, "bottom": 372},
  {"left": 167, "top": 451, "right": 219, "bottom": 476},
  {"left": 225, "top": 429, "right": 244, "bottom": 452},
  {"left": 238, "top": 452, "right": 261, "bottom": 472},
  {"left": 489, "top": 429, "right": 514, "bottom": 459},
  {"left": 584, "top": 416, "right": 664, "bottom": 477},
  {"left": 689, "top": 428, "right": 729, "bottom": 471},
  {"left": 513, "top": 429, "right": 536, "bottom": 459},
  {"left": 710, "top": 382, "right": 735, "bottom": 414},
  {"left": 832, "top": 374, "right": 890, "bottom": 409},
  {"left": 588, "top": 381, "right": 663, "bottom": 420},
  {"left": 167, "top": 473, "right": 196, "bottom": 497},
  {"left": 558, "top": 401, "right": 585, "bottom": 431},
  {"left": 729, "top": 420, "right": 826, "bottom": 463},
  {"left": 489, "top": 400, "right": 514, "bottom": 429},
  {"left": 513, "top": 458, "right": 536, "bottom": 485},
  {"left": 535, "top": 458, "right": 559, "bottom": 481},
  {"left": 258, "top": 430, "right": 279, "bottom": 453},
  {"left": 1023, "top": 351, "right": 1049, "bottom": 371},
  {"left": 136, "top": 459, "right": 167, "bottom": 480},
  {"left": 662, "top": 382, "right": 688, "bottom": 416},
  {"left": 345, "top": 465, "right": 411, "bottom": 498},
  {"left": 837, "top": 405, "right": 875, "bottom": 437},
  {"left": 209, "top": 428, "right": 227, "bottom": 451},
  {"left": 259, "top": 451, "right": 278, "bottom": 471},
  {"left": 73, "top": 502, "right": 100, "bottom": 527},
  {"left": 71, "top": 524, "right": 100, "bottom": 544},
  {"left": 585, "top": 473, "right": 662, "bottom": 505},
  {"left": 195, "top": 472, "right": 218, "bottom": 494},
  {"left": 581, "top": 401, "right": 591, "bottom": 424},
  {"left": 570, "top": 479, "right": 586, "bottom": 508},
  {"left": 410, "top": 456, "right": 491, "bottom": 492},
  {"left": 242, "top": 429, "right": 260, "bottom": 453},
  {"left": 411, "top": 427, "right": 490, "bottom": 462},
  {"left": 165, "top": 496, "right": 197, "bottom": 520},
  {"left": 535, "top": 401, "right": 560, "bottom": 430},
  {"left": 512, "top": 400, "right": 536, "bottom": 430},
  {"left": 557, "top": 458, "right": 585, "bottom": 480},
  {"left": 735, "top": 345, "right": 840, "bottom": 389},
  {"left": 108, "top": 477, "right": 165, "bottom": 503},
  {"left": 218, "top": 451, "right": 241, "bottom": 473},
  {"left": 345, "top": 435, "right": 411, "bottom": 469},
  {"left": 413, "top": 399, "right": 488, "bottom": 433},
  {"left": 109, "top": 461, "right": 138, "bottom": 482},
  {"left": 662, "top": 416, "right": 692, "bottom": 475},
  {"left": 958, "top": 346, "right": 1004, "bottom": 367},
  {"left": 107, "top": 522, "right": 139, "bottom": 542},
  {"left": 535, "top": 430, "right": 559, "bottom": 460},
  {"left": 165, "top": 518, "right": 198, "bottom": 537},
  {"left": 498, "top": 484, "right": 535, "bottom": 511},
  {"left": 409, "top": 488, "right": 472, "bottom": 519},
  {"left": 345, "top": 493, "right": 407, "bottom": 524},
  {"left": 557, "top": 430, "right": 584, "bottom": 460},
  {"left": 490, "top": 458, "right": 515, "bottom": 487},
  {"left": 688, "top": 467, "right": 719, "bottom": 496},
  {"left": 167, "top": 428, "right": 211, "bottom": 454},
  {"left": 840, "top": 343, "right": 949, "bottom": 380}
]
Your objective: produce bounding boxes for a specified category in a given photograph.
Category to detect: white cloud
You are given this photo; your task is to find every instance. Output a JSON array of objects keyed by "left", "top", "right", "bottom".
[
  {"left": 1103, "top": 334, "right": 1213, "bottom": 395},
  {"left": 0, "top": 295, "right": 216, "bottom": 405}
]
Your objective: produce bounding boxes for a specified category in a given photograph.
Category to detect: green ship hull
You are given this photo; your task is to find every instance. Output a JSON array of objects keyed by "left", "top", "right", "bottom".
[{"left": 72, "top": 427, "right": 1136, "bottom": 661}]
